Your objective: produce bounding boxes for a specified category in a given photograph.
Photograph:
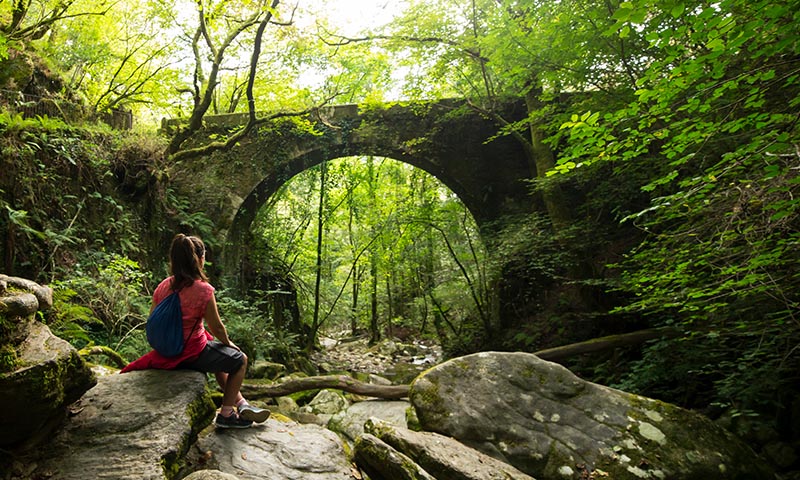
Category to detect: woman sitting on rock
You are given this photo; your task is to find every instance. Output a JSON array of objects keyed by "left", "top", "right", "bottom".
[{"left": 121, "top": 233, "right": 269, "bottom": 429}]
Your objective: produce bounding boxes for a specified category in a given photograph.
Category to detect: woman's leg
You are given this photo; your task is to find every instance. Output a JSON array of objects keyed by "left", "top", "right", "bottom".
[
  {"left": 220, "top": 353, "right": 247, "bottom": 412},
  {"left": 215, "top": 371, "right": 245, "bottom": 406},
  {"left": 216, "top": 367, "right": 270, "bottom": 422},
  {"left": 182, "top": 342, "right": 252, "bottom": 427}
]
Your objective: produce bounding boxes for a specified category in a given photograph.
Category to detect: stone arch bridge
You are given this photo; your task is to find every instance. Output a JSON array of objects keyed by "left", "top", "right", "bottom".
[{"left": 165, "top": 99, "right": 537, "bottom": 277}]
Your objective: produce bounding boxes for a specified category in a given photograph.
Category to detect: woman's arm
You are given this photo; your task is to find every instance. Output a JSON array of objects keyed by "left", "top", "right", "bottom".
[{"left": 204, "top": 295, "right": 237, "bottom": 348}]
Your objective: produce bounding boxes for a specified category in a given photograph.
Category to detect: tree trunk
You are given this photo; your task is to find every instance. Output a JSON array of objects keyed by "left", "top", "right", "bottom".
[
  {"left": 308, "top": 162, "right": 327, "bottom": 352},
  {"left": 351, "top": 271, "right": 359, "bottom": 335},
  {"left": 78, "top": 346, "right": 127, "bottom": 369},
  {"left": 369, "top": 255, "right": 379, "bottom": 345},
  {"left": 524, "top": 87, "right": 572, "bottom": 231},
  {"left": 368, "top": 157, "right": 380, "bottom": 345},
  {"left": 348, "top": 189, "right": 360, "bottom": 335},
  {"left": 385, "top": 274, "right": 393, "bottom": 338}
]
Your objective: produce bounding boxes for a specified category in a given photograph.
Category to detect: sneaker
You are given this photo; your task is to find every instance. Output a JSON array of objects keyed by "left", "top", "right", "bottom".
[
  {"left": 215, "top": 412, "right": 253, "bottom": 429},
  {"left": 238, "top": 404, "right": 270, "bottom": 423}
]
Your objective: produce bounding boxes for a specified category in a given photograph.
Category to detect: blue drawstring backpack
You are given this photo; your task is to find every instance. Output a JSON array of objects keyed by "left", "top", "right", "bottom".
[{"left": 146, "top": 291, "right": 184, "bottom": 357}]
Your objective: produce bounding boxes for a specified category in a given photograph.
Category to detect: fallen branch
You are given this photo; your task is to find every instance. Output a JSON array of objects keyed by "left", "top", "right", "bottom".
[
  {"left": 533, "top": 327, "right": 683, "bottom": 362},
  {"left": 78, "top": 345, "right": 127, "bottom": 369},
  {"left": 241, "top": 328, "right": 683, "bottom": 400},
  {"left": 242, "top": 374, "right": 410, "bottom": 400}
]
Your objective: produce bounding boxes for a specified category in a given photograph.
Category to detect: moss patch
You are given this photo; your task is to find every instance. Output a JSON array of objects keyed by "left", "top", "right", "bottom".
[{"left": 0, "top": 344, "right": 18, "bottom": 373}]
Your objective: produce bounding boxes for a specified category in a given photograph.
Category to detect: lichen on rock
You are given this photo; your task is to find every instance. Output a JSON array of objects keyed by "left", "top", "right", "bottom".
[
  {"left": 409, "top": 351, "right": 775, "bottom": 480},
  {"left": 0, "top": 276, "right": 96, "bottom": 449}
]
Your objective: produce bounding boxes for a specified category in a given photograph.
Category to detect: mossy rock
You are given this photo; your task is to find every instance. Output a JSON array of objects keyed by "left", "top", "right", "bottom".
[
  {"left": 410, "top": 351, "right": 775, "bottom": 480},
  {"left": 0, "top": 321, "right": 96, "bottom": 448}
]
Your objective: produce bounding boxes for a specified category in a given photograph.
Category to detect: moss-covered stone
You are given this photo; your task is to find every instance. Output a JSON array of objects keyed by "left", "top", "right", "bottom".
[
  {"left": 162, "top": 385, "right": 217, "bottom": 479},
  {"left": 409, "top": 351, "right": 775, "bottom": 480},
  {"left": 0, "top": 344, "right": 18, "bottom": 373},
  {"left": 0, "top": 294, "right": 96, "bottom": 449},
  {"left": 354, "top": 433, "right": 435, "bottom": 480}
]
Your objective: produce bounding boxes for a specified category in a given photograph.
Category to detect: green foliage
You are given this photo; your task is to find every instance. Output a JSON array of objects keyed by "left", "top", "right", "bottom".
[
  {"left": 0, "top": 344, "right": 18, "bottom": 373},
  {"left": 47, "top": 284, "right": 99, "bottom": 346},
  {"left": 163, "top": 186, "right": 216, "bottom": 241},
  {"left": 47, "top": 253, "right": 151, "bottom": 355},
  {"left": 253, "top": 156, "right": 490, "bottom": 349},
  {"left": 548, "top": 0, "right": 800, "bottom": 415},
  {"left": 215, "top": 290, "right": 302, "bottom": 366},
  {"left": 0, "top": 111, "right": 69, "bottom": 133}
]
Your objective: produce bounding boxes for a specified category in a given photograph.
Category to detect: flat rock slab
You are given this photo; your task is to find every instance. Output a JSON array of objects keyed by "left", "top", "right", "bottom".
[
  {"left": 328, "top": 399, "right": 411, "bottom": 441},
  {"left": 188, "top": 416, "right": 356, "bottom": 480},
  {"left": 26, "top": 369, "right": 214, "bottom": 480}
]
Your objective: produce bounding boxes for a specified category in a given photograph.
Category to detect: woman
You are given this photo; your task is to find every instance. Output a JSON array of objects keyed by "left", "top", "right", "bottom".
[{"left": 121, "top": 234, "right": 269, "bottom": 429}]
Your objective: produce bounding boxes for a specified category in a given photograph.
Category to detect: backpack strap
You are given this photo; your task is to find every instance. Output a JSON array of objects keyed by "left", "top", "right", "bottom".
[
  {"left": 185, "top": 316, "right": 203, "bottom": 344},
  {"left": 172, "top": 288, "right": 204, "bottom": 346}
]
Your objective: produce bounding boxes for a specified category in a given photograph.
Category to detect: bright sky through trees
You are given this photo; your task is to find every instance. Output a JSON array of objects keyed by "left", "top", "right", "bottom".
[
  {"left": 298, "top": 0, "right": 407, "bottom": 35},
  {"left": 291, "top": 0, "right": 411, "bottom": 100}
]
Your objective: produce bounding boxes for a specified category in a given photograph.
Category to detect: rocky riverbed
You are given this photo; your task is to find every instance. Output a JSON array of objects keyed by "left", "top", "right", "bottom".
[
  {"left": 312, "top": 334, "right": 443, "bottom": 384},
  {"left": 2, "top": 275, "right": 788, "bottom": 480}
]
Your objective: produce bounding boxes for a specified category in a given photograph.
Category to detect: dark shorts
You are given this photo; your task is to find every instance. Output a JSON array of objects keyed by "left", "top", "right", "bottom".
[{"left": 181, "top": 340, "right": 244, "bottom": 374}]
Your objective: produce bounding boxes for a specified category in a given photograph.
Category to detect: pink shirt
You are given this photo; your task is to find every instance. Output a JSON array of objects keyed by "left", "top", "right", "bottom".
[
  {"left": 120, "top": 277, "right": 215, "bottom": 373},
  {"left": 153, "top": 276, "right": 214, "bottom": 347}
]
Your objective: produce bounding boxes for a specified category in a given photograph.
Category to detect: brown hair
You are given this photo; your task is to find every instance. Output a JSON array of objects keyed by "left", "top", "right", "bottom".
[{"left": 169, "top": 234, "right": 208, "bottom": 290}]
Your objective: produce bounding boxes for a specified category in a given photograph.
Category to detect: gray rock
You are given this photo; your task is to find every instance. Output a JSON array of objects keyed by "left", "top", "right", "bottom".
[
  {"left": 183, "top": 470, "right": 241, "bottom": 480},
  {"left": 328, "top": 399, "right": 410, "bottom": 442},
  {"left": 306, "top": 388, "right": 350, "bottom": 415},
  {"left": 24, "top": 369, "right": 215, "bottom": 479},
  {"left": 0, "top": 292, "right": 40, "bottom": 317},
  {"left": 0, "top": 274, "right": 53, "bottom": 311},
  {"left": 354, "top": 433, "right": 437, "bottom": 480},
  {"left": 1, "top": 300, "right": 95, "bottom": 448},
  {"left": 410, "top": 351, "right": 775, "bottom": 480},
  {"left": 250, "top": 360, "right": 285, "bottom": 380},
  {"left": 364, "top": 418, "right": 535, "bottom": 480},
  {"left": 368, "top": 373, "right": 393, "bottom": 385},
  {"left": 188, "top": 416, "right": 354, "bottom": 480},
  {"left": 277, "top": 395, "right": 299, "bottom": 413}
]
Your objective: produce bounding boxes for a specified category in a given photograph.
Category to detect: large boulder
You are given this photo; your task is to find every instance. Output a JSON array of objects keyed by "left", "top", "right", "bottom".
[
  {"left": 409, "top": 351, "right": 775, "bottom": 480},
  {"left": 0, "top": 275, "right": 95, "bottom": 448},
  {"left": 15, "top": 369, "right": 215, "bottom": 479}
]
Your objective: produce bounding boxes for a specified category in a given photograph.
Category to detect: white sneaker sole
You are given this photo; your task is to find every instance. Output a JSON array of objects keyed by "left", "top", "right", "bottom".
[{"left": 239, "top": 407, "right": 270, "bottom": 423}]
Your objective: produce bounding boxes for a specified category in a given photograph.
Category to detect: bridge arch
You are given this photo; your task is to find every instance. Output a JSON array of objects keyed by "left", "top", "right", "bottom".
[{"left": 169, "top": 100, "right": 535, "bottom": 277}]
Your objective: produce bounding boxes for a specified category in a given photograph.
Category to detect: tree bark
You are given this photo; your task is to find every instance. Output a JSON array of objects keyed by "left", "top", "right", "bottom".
[
  {"left": 524, "top": 87, "right": 573, "bottom": 231},
  {"left": 533, "top": 327, "right": 683, "bottom": 362},
  {"left": 308, "top": 161, "right": 326, "bottom": 352},
  {"left": 78, "top": 346, "right": 127, "bottom": 368},
  {"left": 242, "top": 374, "right": 410, "bottom": 400}
]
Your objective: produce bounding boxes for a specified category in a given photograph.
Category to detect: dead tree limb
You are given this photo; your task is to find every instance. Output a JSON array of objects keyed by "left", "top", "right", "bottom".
[
  {"left": 242, "top": 375, "right": 410, "bottom": 400},
  {"left": 78, "top": 346, "right": 127, "bottom": 369},
  {"left": 533, "top": 327, "right": 683, "bottom": 362},
  {"left": 240, "top": 328, "right": 683, "bottom": 400}
]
